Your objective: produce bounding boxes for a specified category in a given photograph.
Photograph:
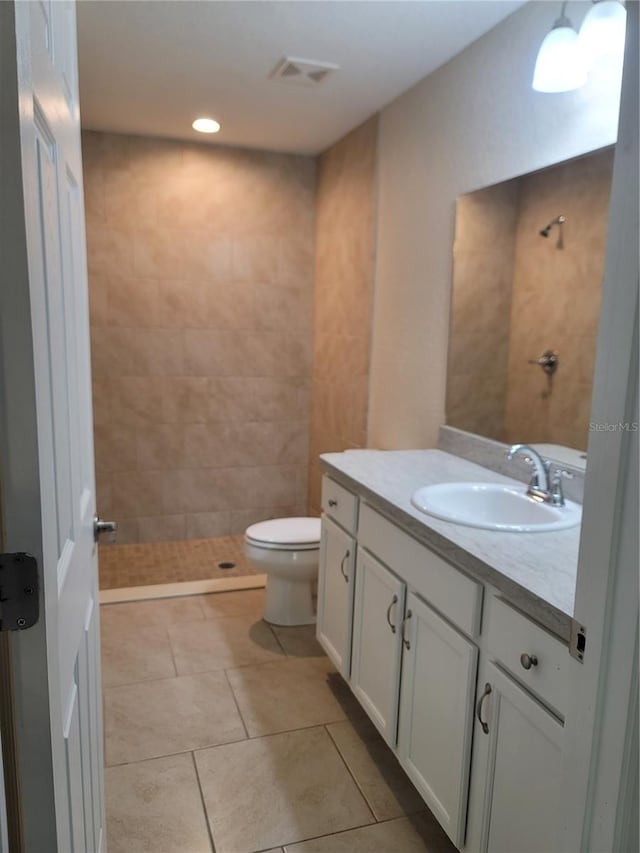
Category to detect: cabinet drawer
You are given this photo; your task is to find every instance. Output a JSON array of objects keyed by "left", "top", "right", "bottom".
[
  {"left": 486, "top": 596, "right": 568, "bottom": 718},
  {"left": 358, "top": 503, "right": 482, "bottom": 638},
  {"left": 321, "top": 476, "right": 358, "bottom": 534}
]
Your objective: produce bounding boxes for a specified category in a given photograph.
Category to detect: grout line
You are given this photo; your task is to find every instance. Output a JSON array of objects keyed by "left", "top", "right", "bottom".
[
  {"left": 272, "top": 815, "right": 383, "bottom": 851},
  {"left": 284, "top": 813, "right": 413, "bottom": 850},
  {"left": 103, "top": 671, "right": 190, "bottom": 692},
  {"left": 106, "top": 709, "right": 287, "bottom": 768},
  {"left": 191, "top": 751, "right": 218, "bottom": 853},
  {"left": 105, "top": 742, "right": 243, "bottom": 769},
  {"left": 269, "top": 623, "right": 288, "bottom": 656},
  {"left": 103, "top": 653, "right": 286, "bottom": 690},
  {"left": 324, "top": 724, "right": 378, "bottom": 824},
  {"left": 367, "top": 811, "right": 429, "bottom": 826},
  {"left": 244, "top": 716, "right": 348, "bottom": 742},
  {"left": 164, "top": 623, "right": 180, "bottom": 679},
  {"left": 223, "top": 668, "right": 249, "bottom": 740},
  {"left": 104, "top": 721, "right": 354, "bottom": 770},
  {"left": 194, "top": 593, "right": 209, "bottom": 620}
]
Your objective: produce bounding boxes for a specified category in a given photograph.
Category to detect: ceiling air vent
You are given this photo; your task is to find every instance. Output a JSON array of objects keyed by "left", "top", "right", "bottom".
[{"left": 270, "top": 57, "right": 339, "bottom": 87}]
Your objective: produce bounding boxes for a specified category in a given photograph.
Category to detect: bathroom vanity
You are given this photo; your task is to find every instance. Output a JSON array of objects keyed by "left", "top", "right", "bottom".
[{"left": 316, "top": 448, "right": 580, "bottom": 853}]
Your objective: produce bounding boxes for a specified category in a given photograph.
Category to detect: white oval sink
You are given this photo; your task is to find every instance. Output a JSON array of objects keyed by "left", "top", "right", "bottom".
[{"left": 411, "top": 483, "right": 581, "bottom": 532}]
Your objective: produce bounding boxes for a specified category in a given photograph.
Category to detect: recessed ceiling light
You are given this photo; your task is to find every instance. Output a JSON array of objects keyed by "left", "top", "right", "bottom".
[{"left": 192, "top": 117, "right": 221, "bottom": 134}]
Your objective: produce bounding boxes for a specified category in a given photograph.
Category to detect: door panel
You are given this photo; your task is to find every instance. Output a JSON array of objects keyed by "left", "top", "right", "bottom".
[
  {"left": 316, "top": 517, "right": 356, "bottom": 677},
  {"left": 0, "top": 2, "right": 104, "bottom": 849},
  {"left": 398, "top": 592, "right": 478, "bottom": 848},
  {"left": 65, "top": 687, "right": 85, "bottom": 853},
  {"left": 351, "top": 549, "right": 405, "bottom": 745}
]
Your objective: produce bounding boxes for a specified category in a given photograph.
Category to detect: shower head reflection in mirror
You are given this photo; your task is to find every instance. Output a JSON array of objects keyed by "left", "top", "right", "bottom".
[{"left": 539, "top": 214, "right": 566, "bottom": 248}]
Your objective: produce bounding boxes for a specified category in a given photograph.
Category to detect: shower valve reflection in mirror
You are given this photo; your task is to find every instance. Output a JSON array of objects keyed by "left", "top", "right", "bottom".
[{"left": 528, "top": 349, "right": 559, "bottom": 397}]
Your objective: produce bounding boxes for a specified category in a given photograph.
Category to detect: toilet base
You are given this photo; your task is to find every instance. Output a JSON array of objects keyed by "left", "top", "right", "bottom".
[{"left": 263, "top": 576, "right": 316, "bottom": 626}]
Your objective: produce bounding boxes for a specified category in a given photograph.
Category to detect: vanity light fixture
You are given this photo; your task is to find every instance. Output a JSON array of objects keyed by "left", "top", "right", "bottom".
[
  {"left": 192, "top": 117, "right": 221, "bottom": 134},
  {"left": 532, "top": 2, "right": 588, "bottom": 93},
  {"left": 578, "top": 0, "right": 627, "bottom": 69}
]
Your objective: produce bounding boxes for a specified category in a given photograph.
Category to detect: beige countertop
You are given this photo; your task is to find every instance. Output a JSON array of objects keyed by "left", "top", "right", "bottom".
[{"left": 320, "top": 448, "right": 580, "bottom": 641}]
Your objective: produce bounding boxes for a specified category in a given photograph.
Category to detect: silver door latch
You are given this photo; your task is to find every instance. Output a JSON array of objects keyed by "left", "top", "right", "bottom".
[
  {"left": 0, "top": 553, "right": 39, "bottom": 631},
  {"left": 94, "top": 515, "right": 118, "bottom": 544}
]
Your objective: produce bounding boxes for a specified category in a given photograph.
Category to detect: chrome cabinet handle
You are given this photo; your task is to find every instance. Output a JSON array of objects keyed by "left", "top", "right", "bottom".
[
  {"left": 476, "top": 682, "right": 492, "bottom": 734},
  {"left": 386, "top": 595, "right": 398, "bottom": 633},
  {"left": 340, "top": 550, "right": 350, "bottom": 582},
  {"left": 401, "top": 609, "right": 412, "bottom": 650},
  {"left": 520, "top": 653, "right": 539, "bottom": 670},
  {"left": 328, "top": 499, "right": 338, "bottom": 508}
]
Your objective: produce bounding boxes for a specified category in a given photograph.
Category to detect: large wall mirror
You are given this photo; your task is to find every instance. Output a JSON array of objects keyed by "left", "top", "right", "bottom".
[{"left": 446, "top": 146, "right": 614, "bottom": 460}]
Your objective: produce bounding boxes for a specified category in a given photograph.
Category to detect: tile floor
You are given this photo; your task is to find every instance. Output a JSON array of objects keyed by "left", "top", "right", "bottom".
[
  {"left": 101, "top": 588, "right": 456, "bottom": 853},
  {"left": 99, "top": 535, "right": 256, "bottom": 589}
]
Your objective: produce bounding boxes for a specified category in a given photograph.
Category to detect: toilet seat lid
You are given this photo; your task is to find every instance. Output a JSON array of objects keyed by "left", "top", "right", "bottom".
[{"left": 245, "top": 517, "right": 321, "bottom": 547}]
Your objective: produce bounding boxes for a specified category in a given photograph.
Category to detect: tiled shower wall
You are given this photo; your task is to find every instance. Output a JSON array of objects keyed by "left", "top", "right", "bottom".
[
  {"left": 83, "top": 131, "right": 315, "bottom": 543},
  {"left": 308, "top": 117, "right": 379, "bottom": 514},
  {"left": 504, "top": 147, "right": 614, "bottom": 450},
  {"left": 448, "top": 181, "right": 518, "bottom": 441}
]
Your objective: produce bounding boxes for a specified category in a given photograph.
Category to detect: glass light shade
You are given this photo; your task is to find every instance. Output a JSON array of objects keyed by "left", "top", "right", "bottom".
[
  {"left": 532, "top": 24, "right": 588, "bottom": 92},
  {"left": 579, "top": 0, "right": 627, "bottom": 68},
  {"left": 192, "top": 117, "right": 221, "bottom": 133}
]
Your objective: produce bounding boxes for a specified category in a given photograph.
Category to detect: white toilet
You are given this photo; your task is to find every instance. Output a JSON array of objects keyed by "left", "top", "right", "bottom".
[{"left": 244, "top": 517, "right": 321, "bottom": 626}]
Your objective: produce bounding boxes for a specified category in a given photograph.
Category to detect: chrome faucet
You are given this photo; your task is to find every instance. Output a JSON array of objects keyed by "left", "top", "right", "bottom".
[
  {"left": 506, "top": 444, "right": 573, "bottom": 506},
  {"left": 506, "top": 444, "right": 552, "bottom": 503}
]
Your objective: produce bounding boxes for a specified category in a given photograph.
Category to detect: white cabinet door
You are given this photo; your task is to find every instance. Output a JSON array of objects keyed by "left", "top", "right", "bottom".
[
  {"left": 351, "top": 550, "right": 405, "bottom": 746},
  {"left": 316, "top": 516, "right": 356, "bottom": 678},
  {"left": 398, "top": 592, "right": 478, "bottom": 848},
  {"left": 470, "top": 660, "right": 564, "bottom": 853}
]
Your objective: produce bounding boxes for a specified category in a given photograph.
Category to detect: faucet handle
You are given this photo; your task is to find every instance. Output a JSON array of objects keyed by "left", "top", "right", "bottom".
[
  {"left": 523, "top": 457, "right": 541, "bottom": 489},
  {"left": 552, "top": 467, "right": 574, "bottom": 482},
  {"left": 550, "top": 468, "right": 573, "bottom": 506}
]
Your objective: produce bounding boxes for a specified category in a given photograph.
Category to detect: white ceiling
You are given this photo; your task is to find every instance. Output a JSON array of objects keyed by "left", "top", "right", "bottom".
[{"left": 77, "top": 0, "right": 525, "bottom": 156}]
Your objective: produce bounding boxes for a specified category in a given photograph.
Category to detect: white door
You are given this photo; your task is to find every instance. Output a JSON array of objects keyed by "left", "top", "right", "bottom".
[
  {"left": 0, "top": 2, "right": 105, "bottom": 851},
  {"left": 397, "top": 592, "right": 477, "bottom": 849},
  {"left": 559, "top": 8, "right": 639, "bottom": 851},
  {"left": 350, "top": 550, "right": 405, "bottom": 745},
  {"left": 316, "top": 517, "right": 356, "bottom": 677},
  {"left": 470, "top": 661, "right": 564, "bottom": 853}
]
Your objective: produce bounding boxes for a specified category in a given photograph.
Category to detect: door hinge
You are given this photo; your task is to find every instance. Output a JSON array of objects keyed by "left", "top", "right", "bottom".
[
  {"left": 0, "top": 553, "right": 39, "bottom": 631},
  {"left": 569, "top": 619, "right": 587, "bottom": 663}
]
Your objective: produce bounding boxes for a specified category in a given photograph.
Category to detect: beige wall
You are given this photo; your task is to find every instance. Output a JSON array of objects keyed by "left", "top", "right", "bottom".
[
  {"left": 369, "top": 1, "right": 621, "bottom": 450},
  {"left": 504, "top": 148, "right": 614, "bottom": 450},
  {"left": 308, "top": 117, "right": 379, "bottom": 514},
  {"left": 447, "top": 181, "right": 518, "bottom": 441},
  {"left": 84, "top": 131, "right": 315, "bottom": 543}
]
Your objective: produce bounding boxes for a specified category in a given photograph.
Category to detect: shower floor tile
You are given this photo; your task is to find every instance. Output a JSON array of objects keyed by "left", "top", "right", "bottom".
[{"left": 98, "top": 534, "right": 255, "bottom": 589}]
